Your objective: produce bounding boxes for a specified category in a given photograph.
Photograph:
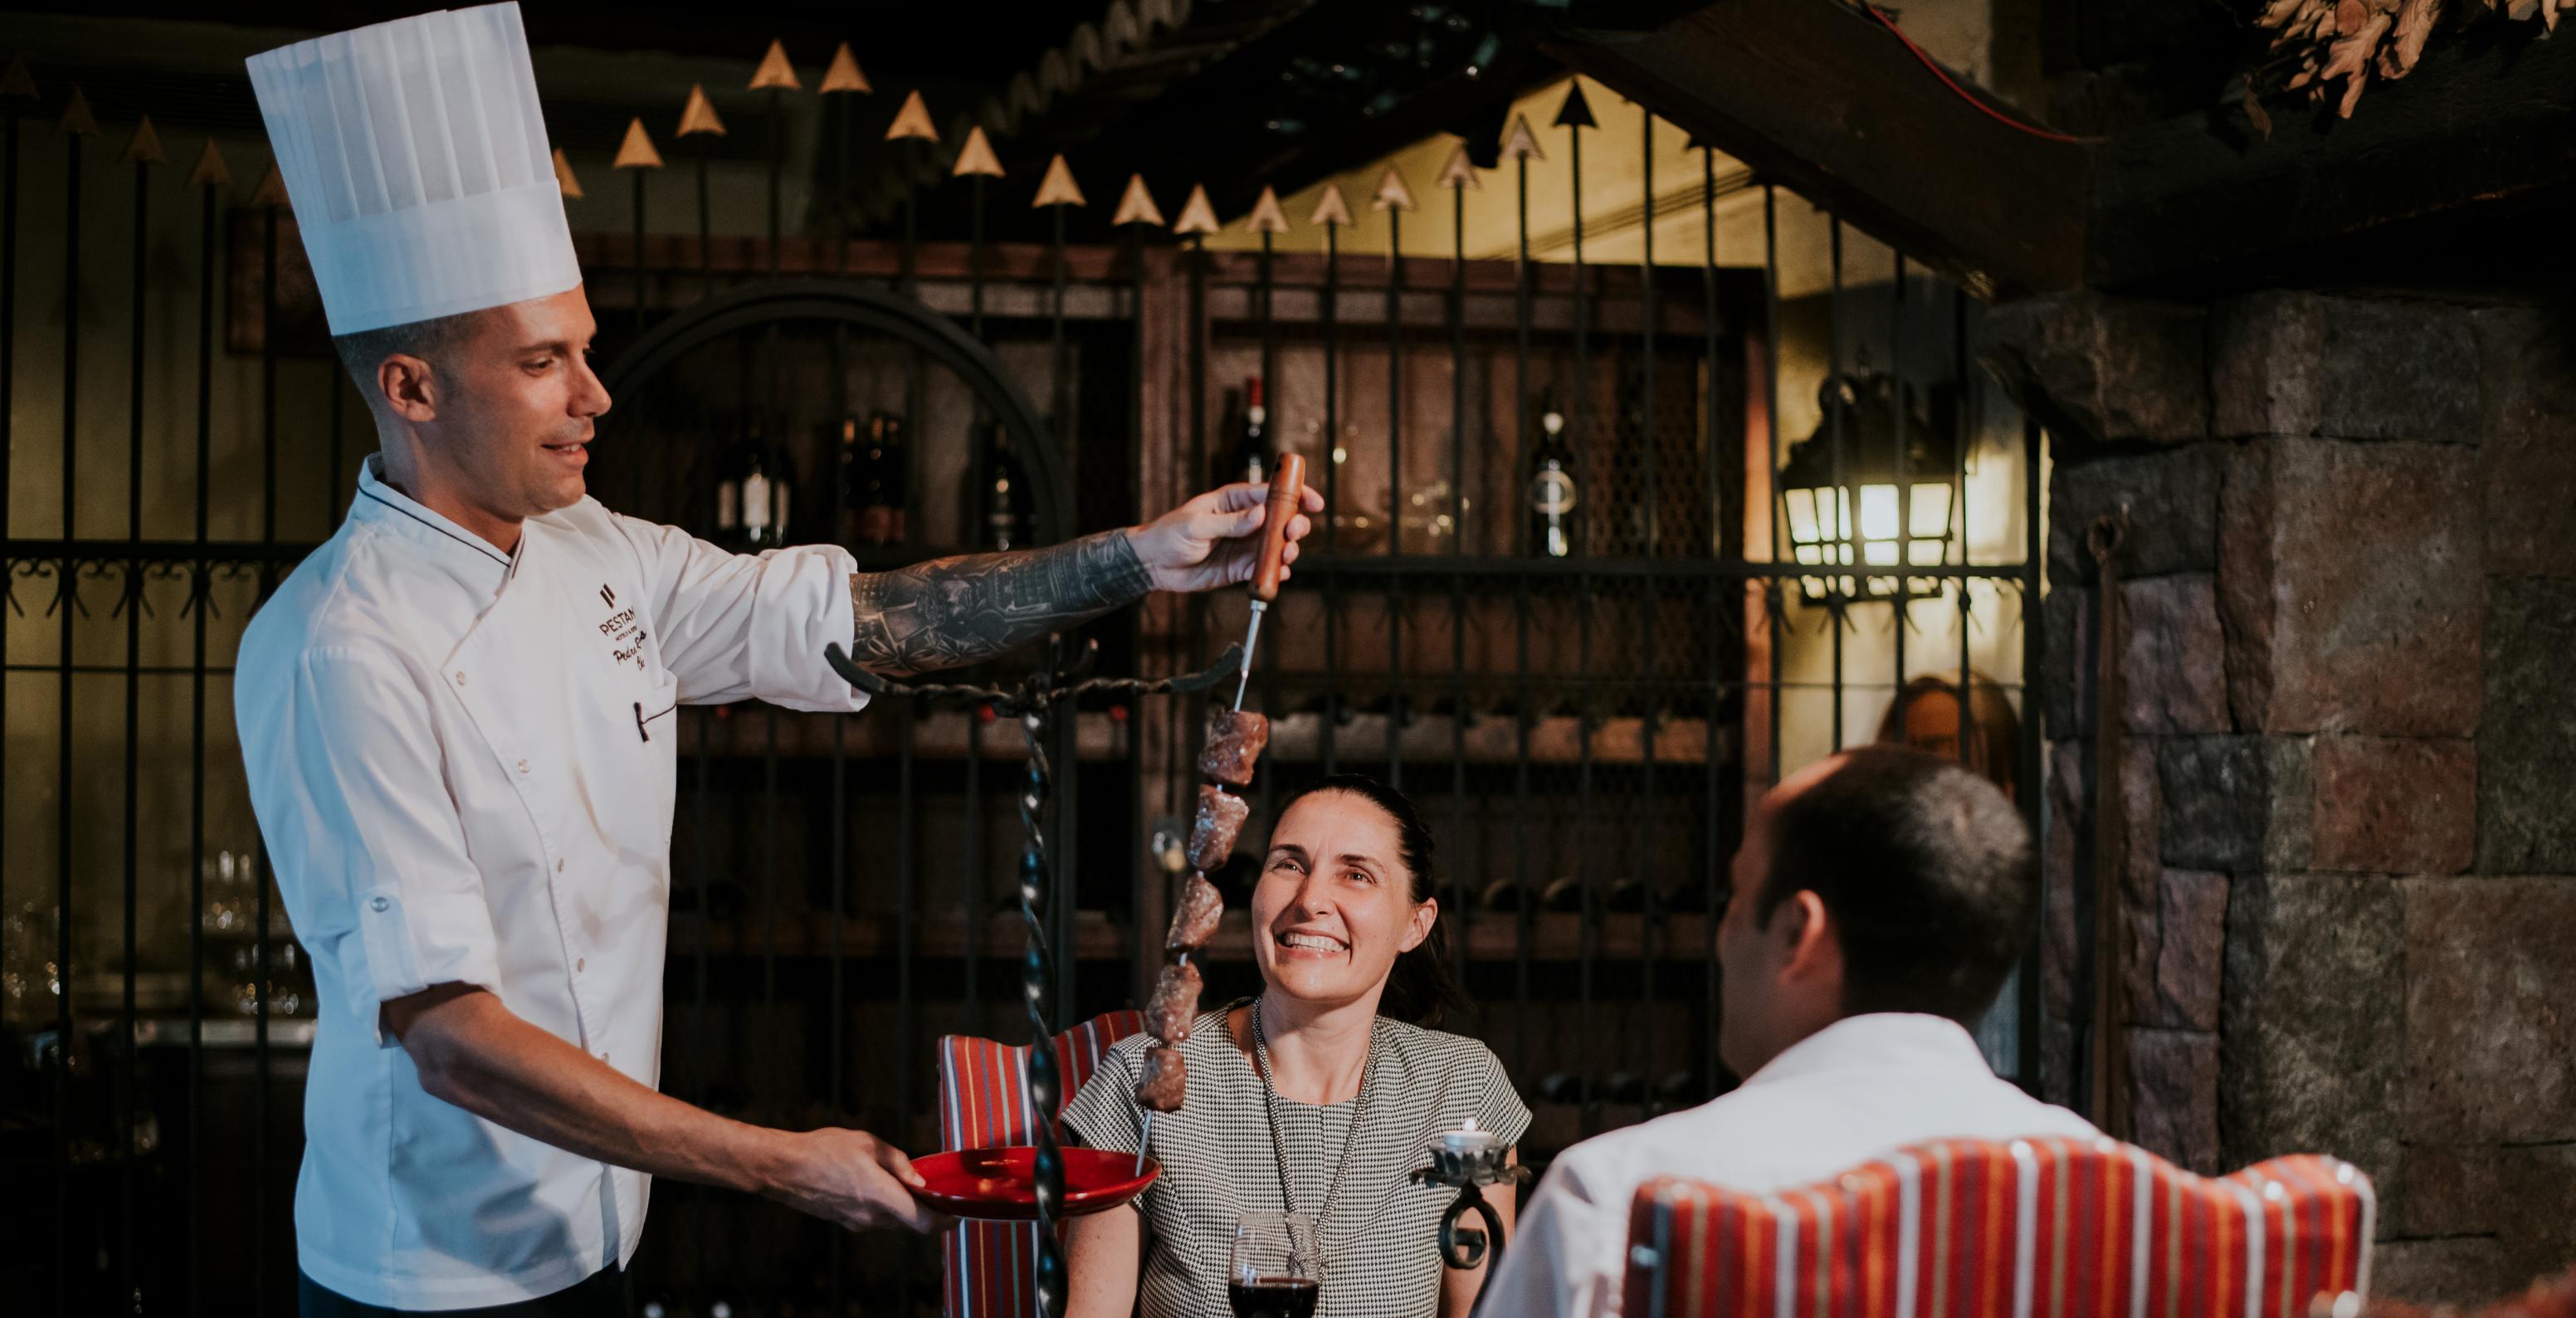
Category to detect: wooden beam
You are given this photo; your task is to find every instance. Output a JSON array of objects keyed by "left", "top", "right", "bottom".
[
  {"left": 2086, "top": 25, "right": 2576, "bottom": 291},
  {"left": 1544, "top": 0, "right": 2091, "bottom": 299}
]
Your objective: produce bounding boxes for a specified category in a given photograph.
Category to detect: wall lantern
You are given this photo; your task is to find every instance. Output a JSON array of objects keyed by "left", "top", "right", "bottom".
[{"left": 1777, "top": 370, "right": 1960, "bottom": 603}]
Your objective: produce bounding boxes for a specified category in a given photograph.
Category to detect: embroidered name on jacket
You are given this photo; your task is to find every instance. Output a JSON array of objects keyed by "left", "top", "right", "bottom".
[{"left": 596, "top": 585, "right": 647, "bottom": 671}]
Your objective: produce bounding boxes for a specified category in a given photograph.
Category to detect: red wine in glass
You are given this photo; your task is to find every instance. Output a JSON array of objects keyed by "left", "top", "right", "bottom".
[{"left": 1227, "top": 1277, "right": 1320, "bottom": 1318}]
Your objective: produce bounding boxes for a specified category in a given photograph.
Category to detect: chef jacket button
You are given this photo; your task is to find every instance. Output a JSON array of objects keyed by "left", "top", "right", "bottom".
[
  {"left": 517, "top": 759, "right": 531, "bottom": 774},
  {"left": 369, "top": 896, "right": 389, "bottom": 913},
  {"left": 453, "top": 671, "right": 466, "bottom": 686},
  {"left": 556, "top": 858, "right": 565, "bottom": 872},
  {"left": 576, "top": 958, "right": 586, "bottom": 973},
  {"left": 598, "top": 1050, "right": 611, "bottom": 1063}
]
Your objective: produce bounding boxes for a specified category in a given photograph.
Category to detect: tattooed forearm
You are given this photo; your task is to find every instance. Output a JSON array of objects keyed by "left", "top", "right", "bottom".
[{"left": 846, "top": 529, "right": 1154, "bottom": 676}]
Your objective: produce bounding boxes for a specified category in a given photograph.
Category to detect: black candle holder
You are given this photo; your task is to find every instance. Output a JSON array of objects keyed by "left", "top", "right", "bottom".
[
  {"left": 1410, "top": 1141, "right": 1533, "bottom": 1280},
  {"left": 822, "top": 635, "right": 1242, "bottom": 1318}
]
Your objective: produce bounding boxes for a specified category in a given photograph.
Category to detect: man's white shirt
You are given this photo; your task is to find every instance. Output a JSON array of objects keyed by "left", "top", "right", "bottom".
[
  {"left": 235, "top": 457, "right": 865, "bottom": 1310},
  {"left": 1479, "top": 1013, "right": 2099, "bottom": 1318}
]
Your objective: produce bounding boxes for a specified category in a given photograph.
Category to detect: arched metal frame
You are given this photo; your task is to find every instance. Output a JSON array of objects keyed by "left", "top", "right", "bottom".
[{"left": 598, "top": 278, "right": 1077, "bottom": 546}]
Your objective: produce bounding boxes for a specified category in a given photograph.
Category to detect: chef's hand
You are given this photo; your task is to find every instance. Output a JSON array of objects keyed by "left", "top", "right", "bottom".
[
  {"left": 767, "top": 1127, "right": 951, "bottom": 1233},
  {"left": 1124, "top": 481, "right": 1324, "bottom": 595}
]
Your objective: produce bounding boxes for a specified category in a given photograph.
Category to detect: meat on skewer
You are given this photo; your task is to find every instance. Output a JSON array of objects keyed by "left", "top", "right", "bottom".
[
  {"left": 1164, "top": 873, "right": 1225, "bottom": 953},
  {"left": 1188, "top": 785, "right": 1249, "bottom": 873},
  {"left": 1144, "top": 959, "right": 1203, "bottom": 1044},
  {"left": 1136, "top": 1045, "right": 1188, "bottom": 1113},
  {"left": 1197, "top": 710, "right": 1271, "bottom": 787}
]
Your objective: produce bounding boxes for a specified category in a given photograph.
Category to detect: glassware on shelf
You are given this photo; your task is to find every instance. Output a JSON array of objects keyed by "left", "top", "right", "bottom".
[
  {"left": 1397, "top": 478, "right": 1467, "bottom": 555},
  {"left": 2, "top": 898, "right": 61, "bottom": 1024}
]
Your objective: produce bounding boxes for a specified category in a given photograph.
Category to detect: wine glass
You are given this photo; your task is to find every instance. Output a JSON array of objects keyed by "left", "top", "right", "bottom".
[{"left": 1228, "top": 1210, "right": 1323, "bottom": 1318}]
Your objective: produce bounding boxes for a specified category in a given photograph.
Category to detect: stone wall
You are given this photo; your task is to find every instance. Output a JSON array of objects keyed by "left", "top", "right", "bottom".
[{"left": 1985, "top": 290, "right": 2576, "bottom": 1303}]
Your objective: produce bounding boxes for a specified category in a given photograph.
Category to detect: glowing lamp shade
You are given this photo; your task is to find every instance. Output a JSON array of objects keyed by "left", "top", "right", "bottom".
[{"left": 1777, "top": 372, "right": 1959, "bottom": 603}]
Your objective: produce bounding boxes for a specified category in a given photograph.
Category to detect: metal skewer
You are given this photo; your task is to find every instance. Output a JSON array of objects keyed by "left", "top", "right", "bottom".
[{"left": 1233, "top": 452, "right": 1307, "bottom": 712}]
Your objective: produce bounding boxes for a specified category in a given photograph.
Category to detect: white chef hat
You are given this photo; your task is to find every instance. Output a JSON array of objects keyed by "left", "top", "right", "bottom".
[{"left": 246, "top": 3, "right": 580, "bottom": 335}]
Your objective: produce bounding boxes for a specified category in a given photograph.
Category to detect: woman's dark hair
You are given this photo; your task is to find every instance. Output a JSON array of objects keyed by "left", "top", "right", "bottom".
[{"left": 1274, "top": 773, "right": 1468, "bottom": 1028}]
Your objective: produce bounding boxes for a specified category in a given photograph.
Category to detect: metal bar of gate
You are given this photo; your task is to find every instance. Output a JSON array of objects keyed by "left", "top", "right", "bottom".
[
  {"left": 1700, "top": 144, "right": 1723, "bottom": 1098},
  {"left": 188, "top": 139, "right": 217, "bottom": 1318},
  {"left": 121, "top": 127, "right": 149, "bottom": 1309},
  {"left": 1762, "top": 187, "right": 1784, "bottom": 791},
  {"left": 1509, "top": 139, "right": 1533, "bottom": 1080},
  {"left": 1320, "top": 218, "right": 1339, "bottom": 775},
  {"left": 1637, "top": 108, "right": 1659, "bottom": 1118},
  {"left": 1892, "top": 254, "right": 1909, "bottom": 705},
  {"left": 0, "top": 85, "right": 19, "bottom": 1126},
  {"left": 256, "top": 173, "right": 280, "bottom": 1318},
  {"left": 56, "top": 111, "right": 85, "bottom": 1318},
  {"left": 1385, "top": 199, "right": 1404, "bottom": 788},
  {"left": 1447, "top": 160, "right": 1469, "bottom": 993}
]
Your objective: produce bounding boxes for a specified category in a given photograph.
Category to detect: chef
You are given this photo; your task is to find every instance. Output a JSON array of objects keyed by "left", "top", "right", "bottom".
[{"left": 234, "top": 7, "right": 1317, "bottom": 1316}]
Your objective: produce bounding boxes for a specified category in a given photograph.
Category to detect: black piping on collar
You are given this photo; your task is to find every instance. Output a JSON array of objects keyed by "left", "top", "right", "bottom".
[{"left": 357, "top": 487, "right": 514, "bottom": 569}]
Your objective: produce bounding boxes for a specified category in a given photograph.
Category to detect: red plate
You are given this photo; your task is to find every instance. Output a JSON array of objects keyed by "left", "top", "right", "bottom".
[{"left": 910, "top": 1146, "right": 1161, "bottom": 1222}]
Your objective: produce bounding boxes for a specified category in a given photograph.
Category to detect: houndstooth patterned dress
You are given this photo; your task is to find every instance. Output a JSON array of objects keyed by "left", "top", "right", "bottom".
[{"left": 1062, "top": 1001, "right": 1530, "bottom": 1318}]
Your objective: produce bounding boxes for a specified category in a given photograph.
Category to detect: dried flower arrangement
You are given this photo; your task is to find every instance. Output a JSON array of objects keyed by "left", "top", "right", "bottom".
[{"left": 2249, "top": 0, "right": 2560, "bottom": 124}]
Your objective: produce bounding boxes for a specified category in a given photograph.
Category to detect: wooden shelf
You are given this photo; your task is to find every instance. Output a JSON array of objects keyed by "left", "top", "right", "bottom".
[
  {"left": 1264, "top": 710, "right": 1730, "bottom": 767},
  {"left": 673, "top": 909, "right": 1129, "bottom": 962},
  {"left": 1193, "top": 910, "right": 1714, "bottom": 963},
  {"left": 676, "top": 706, "right": 1133, "bottom": 762}
]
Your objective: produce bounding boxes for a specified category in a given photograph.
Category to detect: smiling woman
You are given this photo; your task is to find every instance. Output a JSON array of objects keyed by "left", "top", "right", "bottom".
[{"left": 1059, "top": 776, "right": 1527, "bottom": 1318}]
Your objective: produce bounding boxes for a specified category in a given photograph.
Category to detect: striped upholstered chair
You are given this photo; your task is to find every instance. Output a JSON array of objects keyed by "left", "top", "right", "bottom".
[
  {"left": 934, "top": 1011, "right": 1145, "bottom": 1318},
  {"left": 1622, "top": 1136, "right": 2377, "bottom": 1318}
]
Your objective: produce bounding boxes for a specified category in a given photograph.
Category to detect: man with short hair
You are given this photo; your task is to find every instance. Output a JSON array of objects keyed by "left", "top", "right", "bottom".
[
  {"left": 235, "top": 7, "right": 1315, "bottom": 1315},
  {"left": 1479, "top": 744, "right": 2095, "bottom": 1318}
]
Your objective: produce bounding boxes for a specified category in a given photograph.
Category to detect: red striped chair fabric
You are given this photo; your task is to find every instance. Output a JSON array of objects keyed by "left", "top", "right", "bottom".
[
  {"left": 1622, "top": 1136, "right": 2377, "bottom": 1318},
  {"left": 935, "top": 1011, "right": 1146, "bottom": 1318}
]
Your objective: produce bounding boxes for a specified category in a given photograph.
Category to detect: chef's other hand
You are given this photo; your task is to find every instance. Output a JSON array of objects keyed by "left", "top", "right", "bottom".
[
  {"left": 768, "top": 1127, "right": 951, "bottom": 1234},
  {"left": 1125, "top": 481, "right": 1324, "bottom": 595}
]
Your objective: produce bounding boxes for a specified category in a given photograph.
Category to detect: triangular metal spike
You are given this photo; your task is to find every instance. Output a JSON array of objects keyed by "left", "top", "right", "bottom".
[
  {"left": 552, "top": 148, "right": 583, "bottom": 198},
  {"left": 1500, "top": 112, "right": 1545, "bottom": 163},
  {"left": 820, "top": 41, "right": 870, "bottom": 94},
  {"left": 1308, "top": 182, "right": 1353, "bottom": 228},
  {"left": 676, "top": 84, "right": 726, "bottom": 137},
  {"left": 2, "top": 56, "right": 37, "bottom": 100},
  {"left": 122, "top": 114, "right": 164, "bottom": 165},
  {"left": 1172, "top": 183, "right": 1220, "bottom": 237},
  {"left": 1032, "top": 153, "right": 1086, "bottom": 207},
  {"left": 886, "top": 89, "right": 939, "bottom": 143},
  {"left": 249, "top": 160, "right": 289, "bottom": 207},
  {"left": 57, "top": 85, "right": 99, "bottom": 138},
  {"left": 749, "top": 39, "right": 800, "bottom": 91},
  {"left": 1246, "top": 186, "right": 1290, "bottom": 234},
  {"left": 186, "top": 137, "right": 232, "bottom": 189},
  {"left": 1111, "top": 173, "right": 1164, "bottom": 227},
  {"left": 1553, "top": 79, "right": 1598, "bottom": 129},
  {"left": 1436, "top": 142, "right": 1481, "bottom": 191},
  {"left": 1370, "top": 164, "right": 1417, "bottom": 213},
  {"left": 950, "top": 124, "right": 1003, "bottom": 178},
  {"left": 613, "top": 117, "right": 664, "bottom": 169}
]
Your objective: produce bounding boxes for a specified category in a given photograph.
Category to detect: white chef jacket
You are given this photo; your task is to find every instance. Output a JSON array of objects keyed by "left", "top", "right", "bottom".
[
  {"left": 1479, "top": 1013, "right": 2098, "bottom": 1318},
  {"left": 236, "top": 456, "right": 866, "bottom": 1311}
]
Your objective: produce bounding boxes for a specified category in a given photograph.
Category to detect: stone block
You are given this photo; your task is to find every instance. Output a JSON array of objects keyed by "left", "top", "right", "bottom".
[
  {"left": 1979, "top": 293, "right": 2207, "bottom": 450},
  {"left": 2159, "top": 735, "right": 2310, "bottom": 873},
  {"left": 2120, "top": 575, "right": 2229, "bottom": 735},
  {"left": 2043, "top": 740, "right": 2085, "bottom": 1025},
  {"left": 2217, "top": 438, "right": 2482, "bottom": 737},
  {"left": 2371, "top": 1238, "right": 2514, "bottom": 1307},
  {"left": 2154, "top": 869, "right": 2227, "bottom": 1031},
  {"left": 2479, "top": 579, "right": 2576, "bottom": 873},
  {"left": 2219, "top": 872, "right": 2402, "bottom": 1180},
  {"left": 2046, "top": 447, "right": 2222, "bottom": 588},
  {"left": 2494, "top": 1143, "right": 2576, "bottom": 1289},
  {"left": 2211, "top": 291, "right": 2326, "bottom": 440},
  {"left": 2477, "top": 307, "right": 2576, "bottom": 578},
  {"left": 2128, "top": 1028, "right": 2220, "bottom": 1174},
  {"left": 2388, "top": 1145, "right": 2502, "bottom": 1239},
  {"left": 2213, "top": 292, "right": 2481, "bottom": 443},
  {"left": 2310, "top": 736, "right": 2476, "bottom": 876},
  {"left": 2320, "top": 299, "right": 2482, "bottom": 444},
  {"left": 2403, "top": 878, "right": 2576, "bottom": 1145}
]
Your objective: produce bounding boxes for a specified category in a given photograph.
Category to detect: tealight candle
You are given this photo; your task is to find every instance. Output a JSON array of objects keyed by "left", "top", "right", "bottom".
[{"left": 1442, "top": 1118, "right": 1500, "bottom": 1159}]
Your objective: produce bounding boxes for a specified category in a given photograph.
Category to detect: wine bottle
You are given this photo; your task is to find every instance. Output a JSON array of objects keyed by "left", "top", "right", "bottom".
[
  {"left": 1539, "top": 876, "right": 1586, "bottom": 913},
  {"left": 1603, "top": 877, "right": 1648, "bottom": 914},
  {"left": 1477, "top": 877, "right": 1525, "bottom": 913},
  {"left": 736, "top": 418, "right": 791, "bottom": 549},
  {"left": 1526, "top": 386, "right": 1576, "bottom": 559},
  {"left": 847, "top": 410, "right": 908, "bottom": 547},
  {"left": 967, "top": 412, "right": 1034, "bottom": 550},
  {"left": 713, "top": 416, "right": 751, "bottom": 547},
  {"left": 1217, "top": 377, "right": 1270, "bottom": 487},
  {"left": 1535, "top": 1071, "right": 1583, "bottom": 1105}
]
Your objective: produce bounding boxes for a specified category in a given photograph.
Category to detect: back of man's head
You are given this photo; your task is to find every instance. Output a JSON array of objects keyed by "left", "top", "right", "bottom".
[{"left": 1757, "top": 744, "right": 2035, "bottom": 1025}]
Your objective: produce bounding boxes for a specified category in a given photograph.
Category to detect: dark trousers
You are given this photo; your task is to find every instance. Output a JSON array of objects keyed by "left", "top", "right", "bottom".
[{"left": 298, "top": 1265, "right": 626, "bottom": 1317}]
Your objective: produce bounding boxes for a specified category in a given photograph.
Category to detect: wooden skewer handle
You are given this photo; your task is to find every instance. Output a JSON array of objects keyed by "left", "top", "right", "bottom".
[{"left": 1250, "top": 452, "right": 1306, "bottom": 603}]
